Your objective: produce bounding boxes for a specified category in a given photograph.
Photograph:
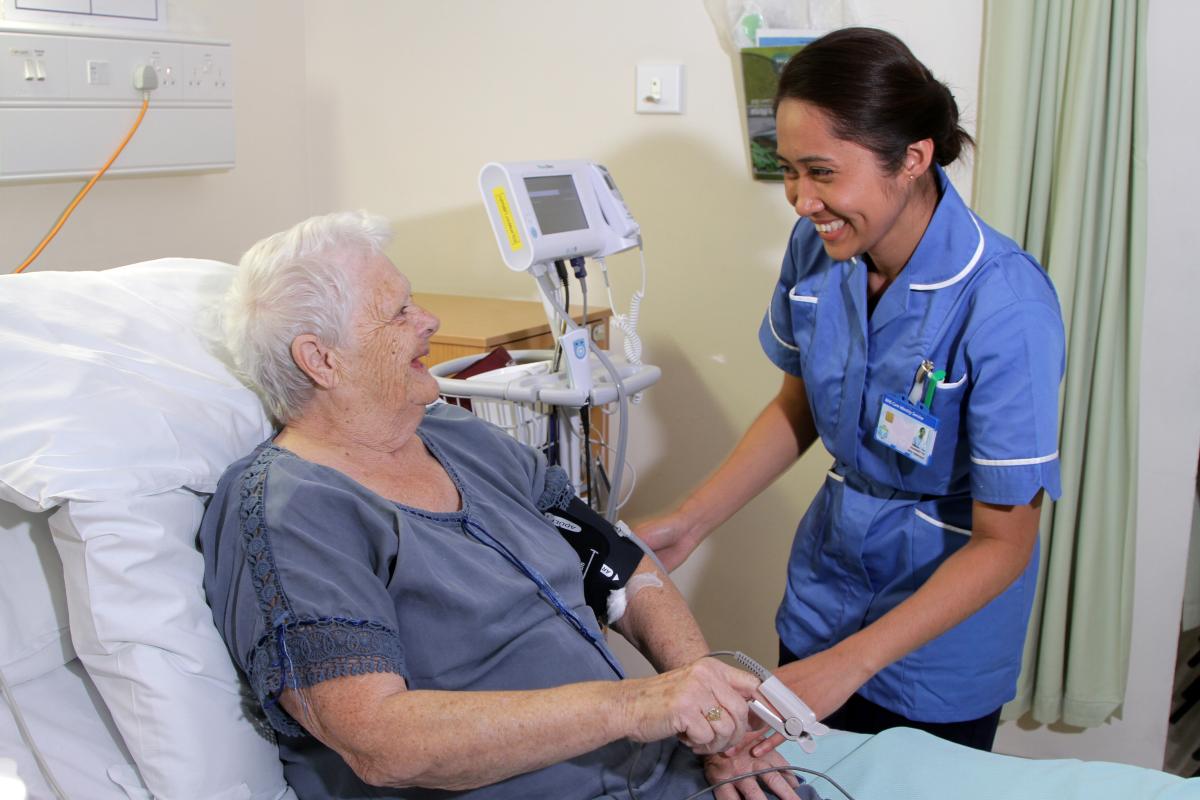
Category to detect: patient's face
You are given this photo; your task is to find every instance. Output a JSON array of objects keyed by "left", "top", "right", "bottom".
[{"left": 341, "top": 253, "right": 440, "bottom": 411}]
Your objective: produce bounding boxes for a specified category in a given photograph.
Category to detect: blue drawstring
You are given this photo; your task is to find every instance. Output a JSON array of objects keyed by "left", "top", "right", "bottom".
[{"left": 462, "top": 517, "right": 625, "bottom": 679}]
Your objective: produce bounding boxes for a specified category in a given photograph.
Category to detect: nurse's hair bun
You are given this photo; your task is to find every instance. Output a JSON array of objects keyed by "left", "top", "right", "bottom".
[
  {"left": 927, "top": 75, "right": 970, "bottom": 167},
  {"left": 774, "top": 27, "right": 973, "bottom": 171}
]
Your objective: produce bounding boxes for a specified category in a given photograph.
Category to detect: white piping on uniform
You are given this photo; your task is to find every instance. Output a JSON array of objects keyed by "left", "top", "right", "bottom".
[
  {"left": 767, "top": 303, "right": 800, "bottom": 352},
  {"left": 914, "top": 508, "right": 972, "bottom": 536},
  {"left": 826, "top": 470, "right": 844, "bottom": 483},
  {"left": 970, "top": 451, "right": 1059, "bottom": 467},
  {"left": 910, "top": 212, "right": 985, "bottom": 291},
  {"left": 938, "top": 373, "right": 967, "bottom": 389},
  {"left": 788, "top": 288, "right": 819, "bottom": 303}
]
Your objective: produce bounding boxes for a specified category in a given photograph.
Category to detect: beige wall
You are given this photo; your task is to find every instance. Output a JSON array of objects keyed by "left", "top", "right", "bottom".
[
  {"left": 299, "top": 0, "right": 984, "bottom": 677},
  {"left": 0, "top": 0, "right": 310, "bottom": 271}
]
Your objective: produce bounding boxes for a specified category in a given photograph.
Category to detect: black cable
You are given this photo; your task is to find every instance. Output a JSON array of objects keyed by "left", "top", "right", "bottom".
[
  {"left": 568, "top": 257, "right": 595, "bottom": 509},
  {"left": 581, "top": 403, "right": 594, "bottom": 510},
  {"left": 546, "top": 405, "right": 559, "bottom": 466}
]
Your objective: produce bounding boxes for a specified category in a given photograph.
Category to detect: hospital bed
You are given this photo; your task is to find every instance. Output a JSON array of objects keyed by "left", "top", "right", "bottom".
[{"left": 0, "top": 258, "right": 1194, "bottom": 800}]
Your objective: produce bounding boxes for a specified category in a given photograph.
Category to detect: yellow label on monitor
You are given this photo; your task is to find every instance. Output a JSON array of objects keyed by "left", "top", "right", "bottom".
[{"left": 492, "top": 187, "right": 523, "bottom": 251}]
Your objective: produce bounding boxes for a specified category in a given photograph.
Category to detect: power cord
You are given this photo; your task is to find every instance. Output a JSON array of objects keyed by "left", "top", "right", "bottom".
[{"left": 15, "top": 65, "right": 158, "bottom": 274}]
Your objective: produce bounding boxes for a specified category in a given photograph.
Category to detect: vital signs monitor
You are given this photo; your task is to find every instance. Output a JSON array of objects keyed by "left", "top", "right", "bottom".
[{"left": 479, "top": 160, "right": 640, "bottom": 272}]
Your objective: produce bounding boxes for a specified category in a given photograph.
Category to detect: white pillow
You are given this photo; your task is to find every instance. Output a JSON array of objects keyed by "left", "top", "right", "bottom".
[
  {"left": 0, "top": 260, "right": 292, "bottom": 800},
  {"left": 0, "top": 260, "right": 269, "bottom": 509},
  {"left": 0, "top": 659, "right": 147, "bottom": 800},
  {"left": 0, "top": 502, "right": 73, "bottom": 685},
  {"left": 52, "top": 493, "right": 289, "bottom": 800}
]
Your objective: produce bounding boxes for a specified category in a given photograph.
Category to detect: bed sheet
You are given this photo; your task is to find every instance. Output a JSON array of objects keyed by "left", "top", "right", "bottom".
[{"left": 779, "top": 727, "right": 1197, "bottom": 800}]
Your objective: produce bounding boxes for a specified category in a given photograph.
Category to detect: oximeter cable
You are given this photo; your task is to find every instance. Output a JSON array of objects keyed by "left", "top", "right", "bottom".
[
  {"left": 676, "top": 765, "right": 858, "bottom": 800},
  {"left": 627, "top": 650, "right": 860, "bottom": 800}
]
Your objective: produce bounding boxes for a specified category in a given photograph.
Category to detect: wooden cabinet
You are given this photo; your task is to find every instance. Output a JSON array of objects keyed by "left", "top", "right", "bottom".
[
  {"left": 414, "top": 293, "right": 614, "bottom": 497},
  {"left": 413, "top": 292, "right": 611, "bottom": 366}
]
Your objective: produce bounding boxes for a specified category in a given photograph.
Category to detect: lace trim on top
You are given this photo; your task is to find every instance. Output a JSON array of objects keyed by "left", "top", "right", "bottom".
[
  {"left": 536, "top": 464, "right": 575, "bottom": 511},
  {"left": 237, "top": 445, "right": 403, "bottom": 736},
  {"left": 249, "top": 618, "right": 403, "bottom": 736}
]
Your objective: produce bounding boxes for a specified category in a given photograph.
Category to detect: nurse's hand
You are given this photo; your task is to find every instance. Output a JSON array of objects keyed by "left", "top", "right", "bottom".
[
  {"left": 634, "top": 510, "right": 702, "bottom": 572},
  {"left": 750, "top": 646, "right": 873, "bottom": 758},
  {"left": 705, "top": 728, "right": 805, "bottom": 800}
]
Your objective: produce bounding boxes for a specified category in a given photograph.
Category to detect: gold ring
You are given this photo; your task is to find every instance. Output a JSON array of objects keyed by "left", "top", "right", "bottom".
[{"left": 704, "top": 706, "right": 723, "bottom": 722}]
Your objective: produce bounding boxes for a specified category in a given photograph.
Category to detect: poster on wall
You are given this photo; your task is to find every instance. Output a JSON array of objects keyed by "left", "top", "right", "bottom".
[{"left": 740, "top": 31, "right": 822, "bottom": 181}]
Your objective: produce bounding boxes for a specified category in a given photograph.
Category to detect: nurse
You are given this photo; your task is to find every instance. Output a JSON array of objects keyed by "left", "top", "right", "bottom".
[{"left": 639, "top": 27, "right": 1064, "bottom": 751}]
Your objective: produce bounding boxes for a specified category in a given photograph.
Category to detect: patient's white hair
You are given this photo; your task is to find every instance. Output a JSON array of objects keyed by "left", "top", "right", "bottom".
[{"left": 223, "top": 210, "right": 392, "bottom": 424}]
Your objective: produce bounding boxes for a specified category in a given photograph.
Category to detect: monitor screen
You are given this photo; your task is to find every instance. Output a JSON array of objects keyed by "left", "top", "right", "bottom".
[{"left": 524, "top": 175, "right": 588, "bottom": 235}]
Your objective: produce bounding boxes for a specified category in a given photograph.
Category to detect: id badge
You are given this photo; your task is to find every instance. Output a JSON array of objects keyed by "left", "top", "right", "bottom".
[{"left": 875, "top": 393, "right": 939, "bottom": 466}]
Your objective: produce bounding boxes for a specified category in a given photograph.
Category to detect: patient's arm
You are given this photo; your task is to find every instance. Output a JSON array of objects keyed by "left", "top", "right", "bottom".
[
  {"left": 279, "top": 655, "right": 760, "bottom": 791},
  {"left": 610, "top": 555, "right": 710, "bottom": 671}
]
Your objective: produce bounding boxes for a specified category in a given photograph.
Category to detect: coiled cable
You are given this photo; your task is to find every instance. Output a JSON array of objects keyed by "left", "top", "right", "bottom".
[{"left": 597, "top": 245, "right": 647, "bottom": 372}]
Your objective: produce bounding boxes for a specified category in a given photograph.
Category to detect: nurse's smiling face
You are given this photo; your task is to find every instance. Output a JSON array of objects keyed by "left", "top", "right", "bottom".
[{"left": 775, "top": 99, "right": 934, "bottom": 276}]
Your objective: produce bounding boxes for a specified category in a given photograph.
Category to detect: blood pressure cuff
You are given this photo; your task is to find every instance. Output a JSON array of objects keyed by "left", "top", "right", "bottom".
[{"left": 541, "top": 495, "right": 644, "bottom": 621}]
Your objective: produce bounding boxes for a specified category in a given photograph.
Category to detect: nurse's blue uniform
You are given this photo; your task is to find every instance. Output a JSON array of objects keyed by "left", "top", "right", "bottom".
[{"left": 758, "top": 166, "right": 1065, "bottom": 723}]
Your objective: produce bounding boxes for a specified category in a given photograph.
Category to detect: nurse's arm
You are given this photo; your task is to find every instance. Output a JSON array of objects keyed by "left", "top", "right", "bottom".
[
  {"left": 760, "top": 493, "right": 1042, "bottom": 736},
  {"left": 637, "top": 374, "right": 818, "bottom": 571}
]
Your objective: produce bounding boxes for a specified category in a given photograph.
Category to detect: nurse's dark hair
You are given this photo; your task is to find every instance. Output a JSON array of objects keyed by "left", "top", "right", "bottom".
[{"left": 773, "top": 27, "right": 973, "bottom": 172}]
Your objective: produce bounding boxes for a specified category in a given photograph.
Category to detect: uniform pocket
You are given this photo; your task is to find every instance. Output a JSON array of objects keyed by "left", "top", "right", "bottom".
[
  {"left": 786, "top": 287, "right": 820, "bottom": 372},
  {"left": 929, "top": 371, "right": 968, "bottom": 414},
  {"left": 908, "top": 503, "right": 971, "bottom": 586},
  {"left": 903, "top": 507, "right": 1029, "bottom": 696},
  {"left": 926, "top": 372, "right": 970, "bottom": 470}
]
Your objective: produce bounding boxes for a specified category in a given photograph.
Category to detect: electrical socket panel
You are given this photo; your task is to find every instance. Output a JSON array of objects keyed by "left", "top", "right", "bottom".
[
  {"left": 0, "top": 27, "right": 233, "bottom": 181},
  {"left": 1, "top": 33, "right": 69, "bottom": 99}
]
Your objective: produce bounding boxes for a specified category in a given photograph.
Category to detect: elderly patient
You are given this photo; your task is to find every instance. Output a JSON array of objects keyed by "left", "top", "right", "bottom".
[{"left": 198, "top": 211, "right": 788, "bottom": 800}]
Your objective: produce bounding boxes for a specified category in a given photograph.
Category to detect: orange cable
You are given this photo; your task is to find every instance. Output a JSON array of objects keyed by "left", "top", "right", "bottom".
[{"left": 14, "top": 95, "right": 150, "bottom": 274}]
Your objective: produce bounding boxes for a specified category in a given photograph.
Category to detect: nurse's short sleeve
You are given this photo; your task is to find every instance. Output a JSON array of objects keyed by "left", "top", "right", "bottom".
[
  {"left": 758, "top": 231, "right": 805, "bottom": 376},
  {"left": 213, "top": 450, "right": 405, "bottom": 736},
  {"left": 966, "top": 297, "right": 1065, "bottom": 505}
]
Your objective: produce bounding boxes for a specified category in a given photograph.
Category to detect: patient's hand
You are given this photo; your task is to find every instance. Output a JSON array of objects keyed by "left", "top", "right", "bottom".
[
  {"left": 619, "top": 657, "right": 760, "bottom": 755},
  {"left": 706, "top": 728, "right": 805, "bottom": 800}
]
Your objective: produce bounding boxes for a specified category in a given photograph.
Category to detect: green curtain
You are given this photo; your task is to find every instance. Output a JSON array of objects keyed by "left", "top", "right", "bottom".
[{"left": 973, "top": 0, "right": 1147, "bottom": 727}]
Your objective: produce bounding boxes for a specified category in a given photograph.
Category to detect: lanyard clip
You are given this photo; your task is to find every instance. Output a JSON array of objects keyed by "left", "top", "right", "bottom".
[{"left": 907, "top": 360, "right": 934, "bottom": 406}]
